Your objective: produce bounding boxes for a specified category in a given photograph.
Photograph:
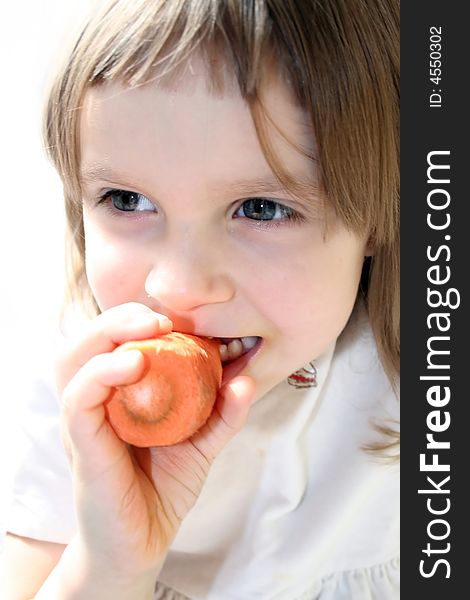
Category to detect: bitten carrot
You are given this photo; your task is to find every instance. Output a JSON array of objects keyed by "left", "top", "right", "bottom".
[{"left": 105, "top": 333, "right": 222, "bottom": 447}]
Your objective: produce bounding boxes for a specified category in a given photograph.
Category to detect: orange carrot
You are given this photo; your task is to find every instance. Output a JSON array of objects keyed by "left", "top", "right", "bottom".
[{"left": 105, "top": 333, "right": 222, "bottom": 447}]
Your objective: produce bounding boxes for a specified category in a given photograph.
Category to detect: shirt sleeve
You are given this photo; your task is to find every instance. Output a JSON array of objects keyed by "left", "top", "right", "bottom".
[{"left": 5, "top": 361, "right": 77, "bottom": 544}]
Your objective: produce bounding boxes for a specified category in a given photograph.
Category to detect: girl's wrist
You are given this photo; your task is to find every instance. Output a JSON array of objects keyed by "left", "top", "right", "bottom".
[{"left": 35, "top": 536, "right": 163, "bottom": 599}]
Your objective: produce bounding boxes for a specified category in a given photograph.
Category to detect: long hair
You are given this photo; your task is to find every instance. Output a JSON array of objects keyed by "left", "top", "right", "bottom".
[{"left": 44, "top": 0, "right": 399, "bottom": 453}]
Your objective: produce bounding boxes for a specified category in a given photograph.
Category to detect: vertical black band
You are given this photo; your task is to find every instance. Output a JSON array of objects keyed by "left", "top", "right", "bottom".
[{"left": 401, "top": 2, "right": 468, "bottom": 595}]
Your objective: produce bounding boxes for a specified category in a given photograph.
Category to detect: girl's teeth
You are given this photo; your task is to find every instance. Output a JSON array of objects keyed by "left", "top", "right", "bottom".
[
  {"left": 227, "top": 339, "right": 243, "bottom": 360},
  {"left": 219, "top": 336, "right": 259, "bottom": 363},
  {"left": 242, "top": 336, "right": 258, "bottom": 351},
  {"left": 219, "top": 344, "right": 229, "bottom": 362}
]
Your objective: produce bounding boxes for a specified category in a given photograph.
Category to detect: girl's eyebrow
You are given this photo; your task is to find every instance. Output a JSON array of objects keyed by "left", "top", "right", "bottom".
[
  {"left": 215, "top": 176, "right": 321, "bottom": 196},
  {"left": 80, "top": 165, "right": 126, "bottom": 185},
  {"left": 215, "top": 177, "right": 288, "bottom": 195},
  {"left": 80, "top": 164, "right": 145, "bottom": 194}
]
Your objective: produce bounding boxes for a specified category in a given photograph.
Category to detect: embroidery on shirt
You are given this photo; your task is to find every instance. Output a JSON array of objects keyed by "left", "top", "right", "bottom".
[{"left": 288, "top": 361, "right": 317, "bottom": 388}]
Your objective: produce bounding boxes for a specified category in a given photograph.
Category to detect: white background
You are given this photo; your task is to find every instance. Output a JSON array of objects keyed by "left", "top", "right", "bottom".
[{"left": 0, "top": 0, "right": 96, "bottom": 547}]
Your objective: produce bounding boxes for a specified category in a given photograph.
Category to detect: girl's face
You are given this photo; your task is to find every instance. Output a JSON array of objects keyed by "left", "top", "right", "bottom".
[{"left": 80, "top": 67, "right": 368, "bottom": 400}]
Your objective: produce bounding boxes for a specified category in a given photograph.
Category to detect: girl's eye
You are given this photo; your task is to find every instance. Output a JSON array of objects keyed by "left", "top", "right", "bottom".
[
  {"left": 234, "top": 198, "right": 298, "bottom": 222},
  {"left": 100, "top": 189, "right": 156, "bottom": 212}
]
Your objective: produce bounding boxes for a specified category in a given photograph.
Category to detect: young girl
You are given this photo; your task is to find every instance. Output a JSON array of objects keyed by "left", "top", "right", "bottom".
[{"left": 2, "top": 0, "right": 399, "bottom": 598}]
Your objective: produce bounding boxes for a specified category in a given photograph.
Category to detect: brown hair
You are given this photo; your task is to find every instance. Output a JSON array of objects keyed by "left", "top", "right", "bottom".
[{"left": 44, "top": 0, "right": 399, "bottom": 453}]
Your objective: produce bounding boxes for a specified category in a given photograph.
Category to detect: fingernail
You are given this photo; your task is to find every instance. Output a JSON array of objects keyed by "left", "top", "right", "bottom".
[
  {"left": 114, "top": 349, "right": 142, "bottom": 367},
  {"left": 136, "top": 313, "right": 171, "bottom": 327}
]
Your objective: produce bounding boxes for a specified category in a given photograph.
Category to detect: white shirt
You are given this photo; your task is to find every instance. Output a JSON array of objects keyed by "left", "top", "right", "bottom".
[{"left": 5, "top": 300, "right": 399, "bottom": 599}]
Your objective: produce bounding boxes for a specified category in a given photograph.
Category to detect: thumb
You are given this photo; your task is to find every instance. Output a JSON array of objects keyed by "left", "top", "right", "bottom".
[
  {"left": 190, "top": 376, "right": 256, "bottom": 460},
  {"left": 217, "top": 376, "right": 257, "bottom": 431}
]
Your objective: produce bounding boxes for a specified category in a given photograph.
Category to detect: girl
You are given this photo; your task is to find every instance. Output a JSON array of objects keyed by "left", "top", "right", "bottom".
[{"left": 2, "top": 0, "right": 399, "bottom": 598}]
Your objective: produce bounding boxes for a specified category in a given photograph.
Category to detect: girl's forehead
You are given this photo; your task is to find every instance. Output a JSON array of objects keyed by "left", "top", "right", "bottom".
[{"left": 81, "top": 60, "right": 312, "bottom": 146}]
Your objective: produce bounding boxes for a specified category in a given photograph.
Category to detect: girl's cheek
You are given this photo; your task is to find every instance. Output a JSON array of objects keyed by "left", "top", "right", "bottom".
[{"left": 86, "top": 245, "right": 148, "bottom": 309}]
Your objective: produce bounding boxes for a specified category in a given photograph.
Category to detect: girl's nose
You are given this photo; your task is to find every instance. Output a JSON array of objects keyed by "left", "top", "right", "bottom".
[{"left": 144, "top": 249, "right": 235, "bottom": 312}]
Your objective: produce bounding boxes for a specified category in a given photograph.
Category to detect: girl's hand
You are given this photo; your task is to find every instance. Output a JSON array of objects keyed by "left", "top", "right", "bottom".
[{"left": 56, "top": 302, "right": 255, "bottom": 585}]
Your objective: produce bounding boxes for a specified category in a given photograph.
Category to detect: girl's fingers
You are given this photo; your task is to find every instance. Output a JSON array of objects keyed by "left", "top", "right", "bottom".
[
  {"left": 61, "top": 350, "right": 145, "bottom": 474},
  {"left": 56, "top": 303, "right": 172, "bottom": 393},
  {"left": 191, "top": 376, "right": 256, "bottom": 461}
]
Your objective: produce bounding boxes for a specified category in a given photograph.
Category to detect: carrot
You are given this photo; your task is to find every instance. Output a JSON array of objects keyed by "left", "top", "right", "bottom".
[{"left": 105, "top": 333, "right": 222, "bottom": 447}]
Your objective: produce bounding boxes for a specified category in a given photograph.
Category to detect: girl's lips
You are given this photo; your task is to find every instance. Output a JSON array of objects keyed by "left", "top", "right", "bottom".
[{"left": 221, "top": 337, "right": 263, "bottom": 386}]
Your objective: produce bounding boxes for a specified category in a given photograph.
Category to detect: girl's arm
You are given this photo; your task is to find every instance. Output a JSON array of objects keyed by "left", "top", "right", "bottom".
[
  {"left": 1, "top": 533, "right": 65, "bottom": 600},
  {"left": 1, "top": 532, "right": 160, "bottom": 600},
  {"left": 3, "top": 303, "right": 254, "bottom": 599}
]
